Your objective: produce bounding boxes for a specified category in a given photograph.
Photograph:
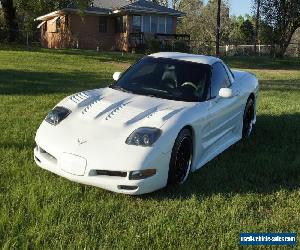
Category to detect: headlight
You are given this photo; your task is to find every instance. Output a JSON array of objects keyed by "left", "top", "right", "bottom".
[
  {"left": 129, "top": 169, "right": 156, "bottom": 180},
  {"left": 126, "top": 127, "right": 162, "bottom": 147},
  {"left": 45, "top": 106, "right": 71, "bottom": 126}
]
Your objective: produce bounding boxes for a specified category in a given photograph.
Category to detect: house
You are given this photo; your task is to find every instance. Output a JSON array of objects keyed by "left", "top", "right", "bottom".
[{"left": 35, "top": 0, "right": 187, "bottom": 52}]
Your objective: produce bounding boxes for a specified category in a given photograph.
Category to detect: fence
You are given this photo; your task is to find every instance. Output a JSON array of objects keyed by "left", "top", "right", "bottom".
[
  {"left": 189, "top": 42, "right": 300, "bottom": 57},
  {"left": 221, "top": 44, "right": 300, "bottom": 57},
  {"left": 0, "top": 28, "right": 41, "bottom": 46},
  {"left": 1, "top": 28, "right": 300, "bottom": 58}
]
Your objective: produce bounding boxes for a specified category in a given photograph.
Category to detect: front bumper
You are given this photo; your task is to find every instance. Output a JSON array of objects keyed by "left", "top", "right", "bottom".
[{"left": 33, "top": 145, "right": 170, "bottom": 195}]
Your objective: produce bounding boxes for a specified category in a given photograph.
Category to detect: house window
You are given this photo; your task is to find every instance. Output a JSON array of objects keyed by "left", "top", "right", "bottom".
[
  {"left": 151, "top": 16, "right": 158, "bottom": 33},
  {"left": 158, "top": 16, "right": 165, "bottom": 33},
  {"left": 166, "top": 17, "right": 173, "bottom": 34},
  {"left": 56, "top": 18, "right": 61, "bottom": 33},
  {"left": 143, "top": 16, "right": 151, "bottom": 33},
  {"left": 115, "top": 16, "right": 126, "bottom": 33},
  {"left": 99, "top": 17, "right": 107, "bottom": 33},
  {"left": 132, "top": 15, "right": 141, "bottom": 33}
]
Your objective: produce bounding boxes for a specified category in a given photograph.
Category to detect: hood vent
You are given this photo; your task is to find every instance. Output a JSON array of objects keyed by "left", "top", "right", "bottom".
[
  {"left": 162, "top": 108, "right": 185, "bottom": 121},
  {"left": 105, "top": 101, "right": 131, "bottom": 121},
  {"left": 125, "top": 106, "right": 160, "bottom": 126},
  {"left": 82, "top": 97, "right": 103, "bottom": 115},
  {"left": 70, "top": 91, "right": 90, "bottom": 104},
  {"left": 94, "top": 98, "right": 132, "bottom": 120}
]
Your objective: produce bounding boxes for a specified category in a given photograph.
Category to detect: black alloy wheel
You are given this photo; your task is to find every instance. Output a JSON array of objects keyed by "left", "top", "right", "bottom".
[
  {"left": 168, "top": 129, "right": 193, "bottom": 186},
  {"left": 242, "top": 98, "right": 255, "bottom": 139}
]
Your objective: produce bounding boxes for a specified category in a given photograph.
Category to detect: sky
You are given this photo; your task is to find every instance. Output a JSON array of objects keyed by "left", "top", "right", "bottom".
[
  {"left": 202, "top": 0, "right": 253, "bottom": 17},
  {"left": 227, "top": 0, "right": 253, "bottom": 16}
]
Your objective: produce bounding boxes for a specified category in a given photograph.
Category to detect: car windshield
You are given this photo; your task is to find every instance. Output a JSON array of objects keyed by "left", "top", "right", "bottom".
[{"left": 111, "top": 56, "right": 211, "bottom": 102}]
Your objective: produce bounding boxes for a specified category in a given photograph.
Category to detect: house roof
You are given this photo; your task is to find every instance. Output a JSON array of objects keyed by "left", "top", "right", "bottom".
[
  {"left": 93, "top": 0, "right": 183, "bottom": 16},
  {"left": 93, "top": 0, "right": 131, "bottom": 9},
  {"left": 36, "top": 0, "right": 183, "bottom": 21},
  {"left": 120, "top": 0, "right": 183, "bottom": 15}
]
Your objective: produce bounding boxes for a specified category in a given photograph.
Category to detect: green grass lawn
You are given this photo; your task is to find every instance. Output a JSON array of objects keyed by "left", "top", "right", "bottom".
[{"left": 0, "top": 47, "right": 299, "bottom": 249}]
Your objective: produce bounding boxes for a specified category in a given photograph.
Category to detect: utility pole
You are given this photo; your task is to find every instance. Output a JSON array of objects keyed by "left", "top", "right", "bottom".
[
  {"left": 254, "top": 0, "right": 261, "bottom": 55},
  {"left": 216, "top": 0, "right": 221, "bottom": 57}
]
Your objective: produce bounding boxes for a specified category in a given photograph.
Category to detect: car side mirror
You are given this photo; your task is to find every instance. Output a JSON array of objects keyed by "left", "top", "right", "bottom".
[
  {"left": 113, "top": 72, "right": 122, "bottom": 81},
  {"left": 219, "top": 88, "right": 233, "bottom": 99}
]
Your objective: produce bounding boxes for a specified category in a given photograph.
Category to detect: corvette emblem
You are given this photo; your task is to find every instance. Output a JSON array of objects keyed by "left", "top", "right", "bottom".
[{"left": 77, "top": 138, "right": 88, "bottom": 145}]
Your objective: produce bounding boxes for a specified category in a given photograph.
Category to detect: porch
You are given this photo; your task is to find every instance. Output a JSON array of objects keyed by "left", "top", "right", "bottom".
[{"left": 129, "top": 32, "right": 191, "bottom": 53}]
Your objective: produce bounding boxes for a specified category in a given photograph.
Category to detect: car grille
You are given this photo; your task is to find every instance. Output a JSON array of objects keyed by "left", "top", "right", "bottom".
[{"left": 90, "top": 170, "right": 127, "bottom": 178}]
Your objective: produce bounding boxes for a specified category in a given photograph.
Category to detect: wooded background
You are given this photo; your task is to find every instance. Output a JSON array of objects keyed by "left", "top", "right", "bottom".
[{"left": 0, "top": 0, "right": 300, "bottom": 57}]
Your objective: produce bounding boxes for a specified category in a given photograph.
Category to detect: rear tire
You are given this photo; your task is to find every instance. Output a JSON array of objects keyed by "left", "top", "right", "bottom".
[
  {"left": 242, "top": 98, "right": 255, "bottom": 139},
  {"left": 168, "top": 129, "right": 193, "bottom": 186}
]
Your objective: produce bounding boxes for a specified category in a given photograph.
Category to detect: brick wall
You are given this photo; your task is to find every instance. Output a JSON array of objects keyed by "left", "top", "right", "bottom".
[
  {"left": 41, "top": 15, "right": 72, "bottom": 49},
  {"left": 69, "top": 14, "right": 117, "bottom": 50},
  {"left": 40, "top": 13, "right": 178, "bottom": 52}
]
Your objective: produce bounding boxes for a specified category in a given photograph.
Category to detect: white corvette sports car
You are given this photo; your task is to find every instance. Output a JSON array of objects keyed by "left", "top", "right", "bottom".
[{"left": 34, "top": 52, "right": 259, "bottom": 195}]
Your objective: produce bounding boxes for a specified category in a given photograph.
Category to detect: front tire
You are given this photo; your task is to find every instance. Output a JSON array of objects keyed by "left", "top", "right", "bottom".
[
  {"left": 242, "top": 98, "right": 255, "bottom": 139},
  {"left": 168, "top": 129, "right": 193, "bottom": 186}
]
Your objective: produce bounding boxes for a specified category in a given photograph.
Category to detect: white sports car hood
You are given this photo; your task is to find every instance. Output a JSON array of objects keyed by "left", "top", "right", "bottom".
[
  {"left": 55, "top": 87, "right": 193, "bottom": 129},
  {"left": 36, "top": 88, "right": 196, "bottom": 155}
]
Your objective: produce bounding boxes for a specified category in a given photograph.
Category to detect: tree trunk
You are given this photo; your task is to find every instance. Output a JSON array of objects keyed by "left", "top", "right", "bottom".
[
  {"left": 254, "top": 0, "right": 261, "bottom": 55},
  {"left": 216, "top": 0, "right": 221, "bottom": 57},
  {"left": 0, "top": 0, "right": 19, "bottom": 42},
  {"left": 276, "top": 27, "right": 297, "bottom": 57}
]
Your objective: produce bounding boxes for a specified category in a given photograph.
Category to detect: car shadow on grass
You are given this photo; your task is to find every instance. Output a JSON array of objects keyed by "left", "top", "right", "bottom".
[
  {"left": 142, "top": 113, "right": 300, "bottom": 200},
  {"left": 0, "top": 69, "right": 111, "bottom": 95},
  {"left": 0, "top": 46, "right": 143, "bottom": 64}
]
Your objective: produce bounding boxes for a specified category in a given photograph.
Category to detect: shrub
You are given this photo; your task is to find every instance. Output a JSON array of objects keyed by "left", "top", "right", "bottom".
[
  {"left": 146, "top": 39, "right": 161, "bottom": 53},
  {"left": 174, "top": 40, "right": 189, "bottom": 53}
]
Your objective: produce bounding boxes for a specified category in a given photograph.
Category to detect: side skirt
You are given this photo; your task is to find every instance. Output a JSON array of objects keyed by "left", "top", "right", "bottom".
[{"left": 192, "top": 135, "right": 241, "bottom": 172}]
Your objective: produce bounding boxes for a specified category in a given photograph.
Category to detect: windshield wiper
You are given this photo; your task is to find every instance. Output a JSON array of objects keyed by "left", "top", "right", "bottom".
[
  {"left": 143, "top": 94, "right": 157, "bottom": 98},
  {"left": 111, "top": 85, "right": 133, "bottom": 94}
]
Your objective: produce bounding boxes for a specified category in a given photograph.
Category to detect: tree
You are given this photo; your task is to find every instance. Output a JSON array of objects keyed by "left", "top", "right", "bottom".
[
  {"left": 0, "top": 0, "right": 18, "bottom": 42},
  {"left": 259, "top": 20, "right": 275, "bottom": 45},
  {"left": 151, "top": 0, "right": 168, "bottom": 7},
  {"left": 202, "top": 0, "right": 231, "bottom": 53},
  {"left": 177, "top": 0, "right": 205, "bottom": 51},
  {"left": 228, "top": 16, "right": 244, "bottom": 45},
  {"left": 254, "top": 0, "right": 261, "bottom": 54},
  {"left": 171, "top": 0, "right": 181, "bottom": 10},
  {"left": 216, "top": 0, "right": 221, "bottom": 56},
  {"left": 177, "top": 0, "right": 230, "bottom": 54},
  {"left": 13, "top": 0, "right": 90, "bottom": 42},
  {"left": 240, "top": 19, "right": 255, "bottom": 44},
  {"left": 15, "top": 0, "right": 91, "bottom": 17},
  {"left": 0, "top": 0, "right": 91, "bottom": 43},
  {"left": 259, "top": 0, "right": 300, "bottom": 57}
]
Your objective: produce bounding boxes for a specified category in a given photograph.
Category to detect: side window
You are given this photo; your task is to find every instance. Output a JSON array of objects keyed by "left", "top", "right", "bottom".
[
  {"left": 224, "top": 64, "right": 234, "bottom": 80},
  {"left": 210, "top": 63, "right": 231, "bottom": 98},
  {"left": 99, "top": 17, "right": 107, "bottom": 33}
]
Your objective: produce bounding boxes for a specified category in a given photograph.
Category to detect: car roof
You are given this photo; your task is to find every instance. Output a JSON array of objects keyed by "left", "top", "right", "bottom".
[{"left": 149, "top": 52, "right": 222, "bottom": 66}]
